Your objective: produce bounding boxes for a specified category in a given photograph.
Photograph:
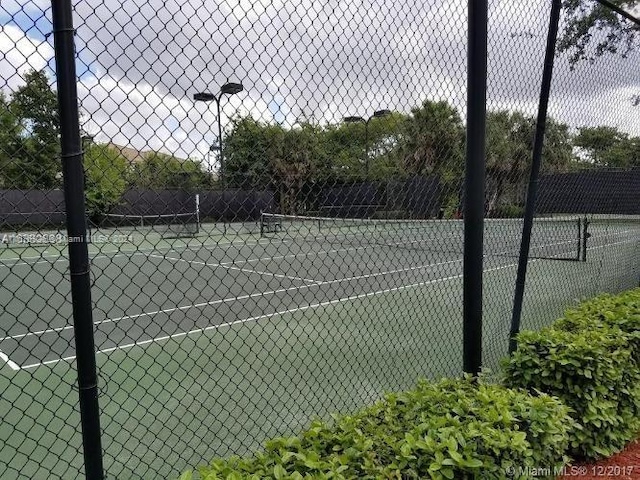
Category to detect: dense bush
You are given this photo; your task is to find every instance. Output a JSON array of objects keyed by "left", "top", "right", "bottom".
[
  {"left": 181, "top": 377, "right": 571, "bottom": 479},
  {"left": 554, "top": 289, "right": 640, "bottom": 364},
  {"left": 504, "top": 288, "right": 640, "bottom": 460}
]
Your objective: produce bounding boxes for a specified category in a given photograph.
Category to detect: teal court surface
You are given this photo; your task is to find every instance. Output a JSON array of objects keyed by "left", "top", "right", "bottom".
[{"left": 1, "top": 217, "right": 638, "bottom": 478}]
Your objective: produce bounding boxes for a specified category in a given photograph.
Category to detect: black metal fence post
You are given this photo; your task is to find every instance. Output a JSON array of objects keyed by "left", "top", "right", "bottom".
[
  {"left": 463, "top": 0, "right": 488, "bottom": 375},
  {"left": 582, "top": 216, "right": 589, "bottom": 262},
  {"left": 51, "top": 1, "right": 105, "bottom": 478},
  {"left": 508, "top": 0, "right": 562, "bottom": 355}
]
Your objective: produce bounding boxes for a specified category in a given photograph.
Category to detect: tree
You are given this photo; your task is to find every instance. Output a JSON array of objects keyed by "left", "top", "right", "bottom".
[
  {"left": 131, "top": 152, "right": 210, "bottom": 190},
  {"left": 485, "top": 111, "right": 573, "bottom": 216},
  {"left": 607, "top": 136, "right": 640, "bottom": 167},
  {"left": 558, "top": 0, "right": 640, "bottom": 66},
  {"left": 223, "top": 117, "right": 326, "bottom": 212},
  {"left": 574, "top": 126, "right": 640, "bottom": 167},
  {"left": 9, "top": 69, "right": 61, "bottom": 188},
  {"left": 0, "top": 92, "right": 21, "bottom": 188},
  {"left": 622, "top": 136, "right": 640, "bottom": 166},
  {"left": 401, "top": 100, "right": 465, "bottom": 178},
  {"left": 398, "top": 100, "right": 465, "bottom": 214},
  {"left": 365, "top": 112, "right": 407, "bottom": 180},
  {"left": 270, "top": 123, "right": 323, "bottom": 214},
  {"left": 83, "top": 143, "right": 130, "bottom": 220},
  {"left": 321, "top": 122, "right": 368, "bottom": 182},
  {"left": 223, "top": 116, "right": 285, "bottom": 188}
]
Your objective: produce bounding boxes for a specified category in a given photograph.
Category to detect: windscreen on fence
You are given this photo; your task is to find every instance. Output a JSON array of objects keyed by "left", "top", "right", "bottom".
[{"left": 0, "top": 0, "right": 638, "bottom": 478}]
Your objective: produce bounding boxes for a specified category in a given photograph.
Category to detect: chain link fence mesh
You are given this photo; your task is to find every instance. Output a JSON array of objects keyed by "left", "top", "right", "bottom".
[{"left": 0, "top": 0, "right": 638, "bottom": 478}]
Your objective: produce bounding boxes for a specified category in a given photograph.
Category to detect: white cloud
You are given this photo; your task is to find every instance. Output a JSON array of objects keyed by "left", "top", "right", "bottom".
[
  {"left": 1, "top": 0, "right": 638, "bottom": 163},
  {"left": 0, "top": 0, "right": 49, "bottom": 17},
  {"left": 0, "top": 24, "right": 53, "bottom": 92}
]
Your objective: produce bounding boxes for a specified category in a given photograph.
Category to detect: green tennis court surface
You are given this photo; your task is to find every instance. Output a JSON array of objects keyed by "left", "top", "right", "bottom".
[{"left": 1, "top": 218, "right": 638, "bottom": 478}]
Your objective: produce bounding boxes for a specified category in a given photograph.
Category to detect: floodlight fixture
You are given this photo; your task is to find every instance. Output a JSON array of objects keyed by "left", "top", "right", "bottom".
[
  {"left": 193, "top": 92, "right": 215, "bottom": 102},
  {"left": 220, "top": 82, "right": 244, "bottom": 95},
  {"left": 373, "top": 109, "right": 391, "bottom": 118}
]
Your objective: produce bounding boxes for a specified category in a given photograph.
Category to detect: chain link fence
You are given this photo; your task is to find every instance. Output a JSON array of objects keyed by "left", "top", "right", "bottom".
[{"left": 0, "top": 0, "right": 638, "bottom": 478}]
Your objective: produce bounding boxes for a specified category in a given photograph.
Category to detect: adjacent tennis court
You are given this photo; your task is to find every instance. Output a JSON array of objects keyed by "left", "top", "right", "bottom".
[{"left": 1, "top": 216, "right": 638, "bottom": 478}]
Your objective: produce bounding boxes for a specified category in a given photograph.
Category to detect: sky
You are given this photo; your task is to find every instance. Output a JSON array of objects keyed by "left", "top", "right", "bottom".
[{"left": 0, "top": 0, "right": 638, "bottom": 165}]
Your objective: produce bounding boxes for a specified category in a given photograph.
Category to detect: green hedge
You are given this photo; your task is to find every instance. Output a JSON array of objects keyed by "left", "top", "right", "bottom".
[
  {"left": 180, "top": 288, "right": 640, "bottom": 478},
  {"left": 504, "top": 288, "right": 640, "bottom": 460},
  {"left": 554, "top": 289, "right": 640, "bottom": 365},
  {"left": 181, "top": 377, "right": 571, "bottom": 480}
]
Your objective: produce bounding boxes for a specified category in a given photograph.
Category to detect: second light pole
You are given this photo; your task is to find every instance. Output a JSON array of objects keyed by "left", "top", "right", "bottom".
[
  {"left": 194, "top": 82, "right": 244, "bottom": 187},
  {"left": 344, "top": 109, "right": 391, "bottom": 178}
]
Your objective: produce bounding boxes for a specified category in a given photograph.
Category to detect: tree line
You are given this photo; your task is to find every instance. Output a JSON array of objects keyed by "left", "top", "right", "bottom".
[
  {"left": 1, "top": 69, "right": 638, "bottom": 217},
  {"left": 222, "top": 104, "right": 638, "bottom": 215}
]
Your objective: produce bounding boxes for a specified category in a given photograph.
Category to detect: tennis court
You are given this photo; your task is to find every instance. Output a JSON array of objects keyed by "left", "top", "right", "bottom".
[
  {"left": 0, "top": 215, "right": 620, "bottom": 368},
  {"left": 1, "top": 216, "right": 638, "bottom": 478},
  {"left": 1, "top": 214, "right": 637, "bottom": 370}
]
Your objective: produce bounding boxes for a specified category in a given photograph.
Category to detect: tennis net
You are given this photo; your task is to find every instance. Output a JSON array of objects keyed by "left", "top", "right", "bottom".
[
  {"left": 260, "top": 213, "right": 584, "bottom": 261},
  {"left": 102, "top": 212, "right": 200, "bottom": 238}
]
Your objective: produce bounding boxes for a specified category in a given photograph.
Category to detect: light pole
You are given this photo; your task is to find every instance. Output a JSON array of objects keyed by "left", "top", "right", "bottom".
[
  {"left": 194, "top": 82, "right": 244, "bottom": 187},
  {"left": 208, "top": 143, "right": 219, "bottom": 176},
  {"left": 343, "top": 109, "right": 391, "bottom": 177}
]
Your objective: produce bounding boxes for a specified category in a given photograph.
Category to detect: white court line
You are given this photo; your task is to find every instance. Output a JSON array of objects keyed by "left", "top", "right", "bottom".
[
  {"left": 0, "top": 250, "right": 152, "bottom": 268},
  {"left": 588, "top": 237, "right": 639, "bottom": 251},
  {"left": 148, "top": 253, "right": 320, "bottom": 285},
  {"left": 217, "top": 227, "right": 636, "bottom": 266},
  {"left": 164, "top": 239, "right": 423, "bottom": 268},
  {"left": 0, "top": 236, "right": 312, "bottom": 270},
  {"left": 222, "top": 264, "right": 319, "bottom": 284},
  {"left": 19, "top": 261, "right": 520, "bottom": 370},
  {"left": 231, "top": 245, "right": 359, "bottom": 265},
  {"left": 0, "top": 350, "right": 21, "bottom": 371},
  {"left": 144, "top": 226, "right": 635, "bottom": 268},
  {"left": 1, "top": 257, "right": 464, "bottom": 342}
]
